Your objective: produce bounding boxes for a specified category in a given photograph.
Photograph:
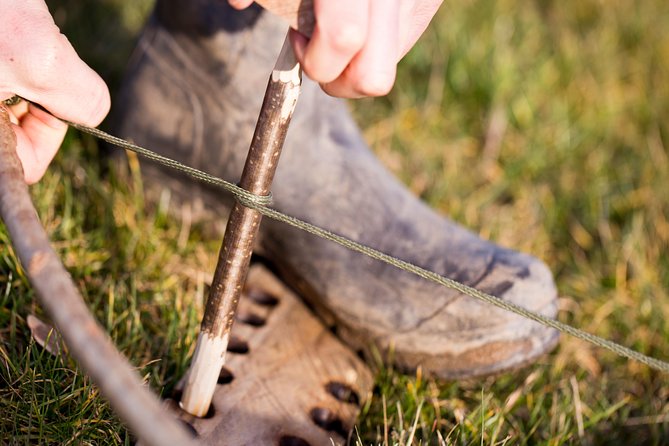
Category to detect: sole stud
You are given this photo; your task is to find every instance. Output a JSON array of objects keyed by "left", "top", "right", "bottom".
[
  {"left": 246, "top": 287, "right": 280, "bottom": 306},
  {"left": 310, "top": 407, "right": 347, "bottom": 438},
  {"left": 325, "top": 381, "right": 360, "bottom": 406},
  {"left": 218, "top": 366, "right": 235, "bottom": 385},
  {"left": 278, "top": 435, "right": 311, "bottom": 446},
  {"left": 227, "top": 336, "right": 250, "bottom": 354},
  {"left": 236, "top": 311, "right": 266, "bottom": 327}
]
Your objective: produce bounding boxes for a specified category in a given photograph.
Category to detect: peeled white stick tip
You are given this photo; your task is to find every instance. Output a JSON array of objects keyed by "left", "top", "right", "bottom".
[{"left": 180, "top": 331, "right": 229, "bottom": 417}]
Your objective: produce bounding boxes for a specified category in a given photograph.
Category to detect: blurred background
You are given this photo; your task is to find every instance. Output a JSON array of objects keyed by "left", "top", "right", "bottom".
[{"left": 1, "top": 0, "right": 669, "bottom": 444}]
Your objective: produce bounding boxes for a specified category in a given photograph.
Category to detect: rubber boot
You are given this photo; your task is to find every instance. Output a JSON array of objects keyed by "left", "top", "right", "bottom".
[{"left": 111, "top": 0, "right": 559, "bottom": 378}]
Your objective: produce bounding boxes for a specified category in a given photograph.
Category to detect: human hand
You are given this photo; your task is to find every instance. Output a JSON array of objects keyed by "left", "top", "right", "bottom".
[
  {"left": 0, "top": 0, "right": 110, "bottom": 184},
  {"left": 230, "top": 0, "right": 443, "bottom": 98}
]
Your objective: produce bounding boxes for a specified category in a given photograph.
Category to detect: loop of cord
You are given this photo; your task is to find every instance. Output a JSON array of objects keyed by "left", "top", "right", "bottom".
[{"left": 236, "top": 193, "right": 273, "bottom": 209}]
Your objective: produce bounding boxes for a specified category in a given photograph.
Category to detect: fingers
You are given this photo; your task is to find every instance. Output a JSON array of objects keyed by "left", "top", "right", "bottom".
[
  {"left": 399, "top": 0, "right": 444, "bottom": 58},
  {"left": 18, "top": 32, "right": 110, "bottom": 127},
  {"left": 290, "top": 0, "right": 400, "bottom": 98},
  {"left": 320, "top": 0, "right": 400, "bottom": 98},
  {"left": 297, "top": 0, "right": 369, "bottom": 84},
  {"left": 11, "top": 104, "right": 68, "bottom": 184},
  {"left": 228, "top": 0, "right": 254, "bottom": 9}
]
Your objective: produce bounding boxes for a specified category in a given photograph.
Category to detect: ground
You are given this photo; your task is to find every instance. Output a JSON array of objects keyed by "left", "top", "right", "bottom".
[{"left": 1, "top": 0, "right": 669, "bottom": 444}]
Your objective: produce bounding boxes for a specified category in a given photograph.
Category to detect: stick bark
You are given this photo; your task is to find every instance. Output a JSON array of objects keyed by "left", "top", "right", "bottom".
[
  {"left": 256, "top": 0, "right": 315, "bottom": 37},
  {"left": 180, "top": 34, "right": 302, "bottom": 417},
  {"left": 0, "top": 106, "right": 197, "bottom": 446}
]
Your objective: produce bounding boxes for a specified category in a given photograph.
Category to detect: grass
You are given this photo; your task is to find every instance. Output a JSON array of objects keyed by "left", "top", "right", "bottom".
[{"left": 2, "top": 0, "right": 669, "bottom": 444}]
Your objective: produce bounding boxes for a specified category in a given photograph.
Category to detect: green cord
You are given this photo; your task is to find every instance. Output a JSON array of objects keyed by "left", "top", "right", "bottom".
[{"left": 69, "top": 121, "right": 669, "bottom": 374}]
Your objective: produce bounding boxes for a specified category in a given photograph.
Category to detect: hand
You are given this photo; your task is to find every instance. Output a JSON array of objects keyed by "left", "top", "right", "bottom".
[
  {"left": 230, "top": 0, "right": 443, "bottom": 98},
  {"left": 0, "top": 0, "right": 110, "bottom": 184}
]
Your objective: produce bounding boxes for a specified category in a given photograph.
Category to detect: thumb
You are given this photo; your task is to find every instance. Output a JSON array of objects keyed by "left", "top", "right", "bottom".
[{"left": 11, "top": 103, "right": 68, "bottom": 184}]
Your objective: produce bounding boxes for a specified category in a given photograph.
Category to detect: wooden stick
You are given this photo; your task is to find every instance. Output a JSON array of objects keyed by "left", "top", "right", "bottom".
[
  {"left": 180, "top": 34, "right": 302, "bottom": 417},
  {"left": 0, "top": 107, "right": 198, "bottom": 445}
]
